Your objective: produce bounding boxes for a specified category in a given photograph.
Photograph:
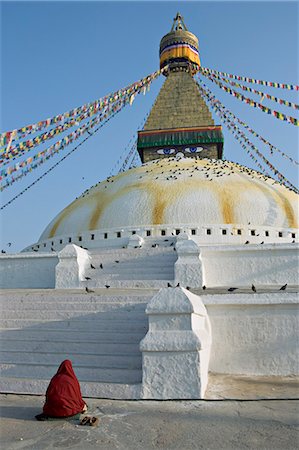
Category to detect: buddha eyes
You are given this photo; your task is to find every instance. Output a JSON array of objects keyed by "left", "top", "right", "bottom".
[
  {"left": 157, "top": 148, "right": 176, "bottom": 155},
  {"left": 157, "top": 147, "right": 205, "bottom": 155},
  {"left": 184, "top": 147, "right": 204, "bottom": 153}
]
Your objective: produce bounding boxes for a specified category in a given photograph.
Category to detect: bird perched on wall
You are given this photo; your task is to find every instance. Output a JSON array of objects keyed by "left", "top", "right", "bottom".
[
  {"left": 105, "top": 285, "right": 110, "bottom": 289},
  {"left": 167, "top": 282, "right": 172, "bottom": 287},
  {"left": 85, "top": 287, "right": 94, "bottom": 293},
  {"left": 251, "top": 284, "right": 256, "bottom": 292},
  {"left": 202, "top": 285, "right": 206, "bottom": 290},
  {"left": 99, "top": 263, "right": 103, "bottom": 269},
  {"left": 176, "top": 283, "right": 180, "bottom": 287},
  {"left": 280, "top": 283, "right": 287, "bottom": 290}
]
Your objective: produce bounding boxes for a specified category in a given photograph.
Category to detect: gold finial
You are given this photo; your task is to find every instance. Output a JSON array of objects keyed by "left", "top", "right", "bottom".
[{"left": 171, "top": 12, "right": 188, "bottom": 31}]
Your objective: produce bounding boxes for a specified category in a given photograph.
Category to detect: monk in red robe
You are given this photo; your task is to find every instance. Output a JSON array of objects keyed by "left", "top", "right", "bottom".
[{"left": 35, "top": 360, "right": 87, "bottom": 420}]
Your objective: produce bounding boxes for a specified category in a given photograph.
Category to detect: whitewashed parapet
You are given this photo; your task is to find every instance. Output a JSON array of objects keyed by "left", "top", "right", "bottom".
[
  {"left": 0, "top": 253, "right": 57, "bottom": 289},
  {"left": 127, "top": 234, "right": 144, "bottom": 248},
  {"left": 23, "top": 224, "right": 297, "bottom": 254},
  {"left": 174, "top": 234, "right": 202, "bottom": 288},
  {"left": 201, "top": 243, "right": 299, "bottom": 287},
  {"left": 205, "top": 292, "right": 299, "bottom": 376},
  {"left": 55, "top": 244, "right": 91, "bottom": 288},
  {"left": 140, "top": 287, "right": 211, "bottom": 399}
]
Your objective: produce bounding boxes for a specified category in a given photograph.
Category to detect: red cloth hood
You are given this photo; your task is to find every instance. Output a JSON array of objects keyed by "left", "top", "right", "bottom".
[{"left": 43, "top": 360, "right": 85, "bottom": 417}]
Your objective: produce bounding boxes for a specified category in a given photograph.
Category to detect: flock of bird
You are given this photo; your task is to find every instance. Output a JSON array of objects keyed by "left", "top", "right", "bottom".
[
  {"left": 83, "top": 254, "right": 289, "bottom": 294},
  {"left": 73, "top": 155, "right": 287, "bottom": 204}
]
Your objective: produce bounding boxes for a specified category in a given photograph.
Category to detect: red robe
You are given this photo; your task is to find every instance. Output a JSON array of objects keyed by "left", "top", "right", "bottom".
[{"left": 43, "top": 360, "right": 86, "bottom": 417}]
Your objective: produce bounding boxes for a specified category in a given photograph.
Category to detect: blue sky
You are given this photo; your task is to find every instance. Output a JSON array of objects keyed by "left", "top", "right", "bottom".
[{"left": 1, "top": 0, "right": 298, "bottom": 253}]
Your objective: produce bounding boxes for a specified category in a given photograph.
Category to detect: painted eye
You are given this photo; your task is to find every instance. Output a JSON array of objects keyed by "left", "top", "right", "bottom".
[
  {"left": 157, "top": 148, "right": 176, "bottom": 155},
  {"left": 184, "top": 147, "right": 204, "bottom": 153}
]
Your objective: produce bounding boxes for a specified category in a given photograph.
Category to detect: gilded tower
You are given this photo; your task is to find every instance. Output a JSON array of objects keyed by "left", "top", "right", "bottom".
[{"left": 137, "top": 13, "right": 223, "bottom": 163}]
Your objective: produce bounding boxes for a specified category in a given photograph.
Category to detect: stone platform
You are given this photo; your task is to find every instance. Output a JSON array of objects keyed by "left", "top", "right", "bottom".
[{"left": 0, "top": 393, "right": 298, "bottom": 450}]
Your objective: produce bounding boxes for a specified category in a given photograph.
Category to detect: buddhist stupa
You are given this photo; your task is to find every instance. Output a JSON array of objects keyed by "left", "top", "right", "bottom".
[
  {"left": 24, "top": 13, "right": 297, "bottom": 252},
  {"left": 1, "top": 14, "right": 298, "bottom": 401}
]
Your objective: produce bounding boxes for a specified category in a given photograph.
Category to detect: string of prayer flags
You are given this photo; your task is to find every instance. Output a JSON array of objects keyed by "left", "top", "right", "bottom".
[
  {"left": 0, "top": 68, "right": 163, "bottom": 188},
  {"left": 118, "top": 143, "right": 138, "bottom": 173},
  {"left": 198, "top": 72, "right": 299, "bottom": 127},
  {"left": 198, "top": 78, "right": 298, "bottom": 166},
  {"left": 108, "top": 110, "right": 149, "bottom": 177},
  {"left": 196, "top": 79, "right": 298, "bottom": 194},
  {"left": 200, "top": 69, "right": 299, "bottom": 111},
  {"left": 0, "top": 68, "right": 164, "bottom": 149},
  {"left": 200, "top": 67, "right": 299, "bottom": 91},
  {"left": 0, "top": 106, "right": 109, "bottom": 165},
  {"left": 0, "top": 107, "right": 121, "bottom": 198},
  {"left": 129, "top": 152, "right": 141, "bottom": 169},
  {"left": 0, "top": 101, "right": 125, "bottom": 187}
]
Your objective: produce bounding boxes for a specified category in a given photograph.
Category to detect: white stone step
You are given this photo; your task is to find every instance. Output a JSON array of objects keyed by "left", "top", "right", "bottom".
[
  {"left": 0, "top": 377, "right": 142, "bottom": 399},
  {"left": 0, "top": 292, "right": 153, "bottom": 303},
  {"left": 0, "top": 364, "right": 142, "bottom": 383},
  {"left": 0, "top": 288, "right": 152, "bottom": 395},
  {"left": 3, "top": 301, "right": 148, "bottom": 312},
  {"left": 0, "top": 329, "right": 146, "bottom": 343},
  {"left": 1, "top": 339, "right": 140, "bottom": 354},
  {"left": 0, "top": 352, "right": 141, "bottom": 368},
  {"left": 1, "top": 310, "right": 147, "bottom": 321},
  {"left": 0, "top": 319, "right": 148, "bottom": 331}
]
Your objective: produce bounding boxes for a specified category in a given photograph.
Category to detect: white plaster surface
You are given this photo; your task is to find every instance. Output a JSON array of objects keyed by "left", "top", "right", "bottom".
[
  {"left": 0, "top": 253, "right": 57, "bottom": 289},
  {"left": 141, "top": 288, "right": 211, "bottom": 399},
  {"left": 0, "top": 289, "right": 151, "bottom": 398},
  {"left": 174, "top": 237, "right": 202, "bottom": 287},
  {"left": 127, "top": 234, "right": 144, "bottom": 248},
  {"left": 0, "top": 287, "right": 298, "bottom": 398},
  {"left": 205, "top": 292, "right": 299, "bottom": 376},
  {"left": 24, "top": 223, "right": 298, "bottom": 254},
  {"left": 2, "top": 242, "right": 298, "bottom": 292},
  {"left": 201, "top": 243, "right": 299, "bottom": 287},
  {"left": 38, "top": 158, "right": 299, "bottom": 242},
  {"left": 55, "top": 244, "right": 91, "bottom": 288}
]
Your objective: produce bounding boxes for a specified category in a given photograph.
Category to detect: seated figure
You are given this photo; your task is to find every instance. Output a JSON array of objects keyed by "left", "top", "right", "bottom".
[{"left": 35, "top": 359, "right": 87, "bottom": 421}]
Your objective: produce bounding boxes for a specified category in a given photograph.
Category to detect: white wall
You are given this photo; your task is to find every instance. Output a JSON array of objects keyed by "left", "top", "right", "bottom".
[
  {"left": 0, "top": 253, "right": 58, "bottom": 289},
  {"left": 205, "top": 292, "right": 299, "bottom": 376},
  {"left": 201, "top": 243, "right": 299, "bottom": 287}
]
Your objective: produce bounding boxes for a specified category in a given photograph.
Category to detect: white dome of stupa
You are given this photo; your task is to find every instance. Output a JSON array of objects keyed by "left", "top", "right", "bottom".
[{"left": 37, "top": 157, "right": 298, "bottom": 247}]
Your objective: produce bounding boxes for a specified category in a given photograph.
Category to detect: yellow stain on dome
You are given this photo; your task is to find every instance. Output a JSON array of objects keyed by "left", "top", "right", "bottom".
[
  {"left": 48, "top": 197, "right": 91, "bottom": 238},
  {"left": 88, "top": 182, "right": 142, "bottom": 230},
  {"left": 267, "top": 183, "right": 297, "bottom": 228},
  {"left": 219, "top": 188, "right": 234, "bottom": 224},
  {"left": 47, "top": 158, "right": 298, "bottom": 237}
]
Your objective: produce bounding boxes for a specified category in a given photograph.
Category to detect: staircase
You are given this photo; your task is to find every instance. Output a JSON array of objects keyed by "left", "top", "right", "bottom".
[
  {"left": 83, "top": 245, "right": 177, "bottom": 288},
  {"left": 0, "top": 289, "right": 155, "bottom": 399}
]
